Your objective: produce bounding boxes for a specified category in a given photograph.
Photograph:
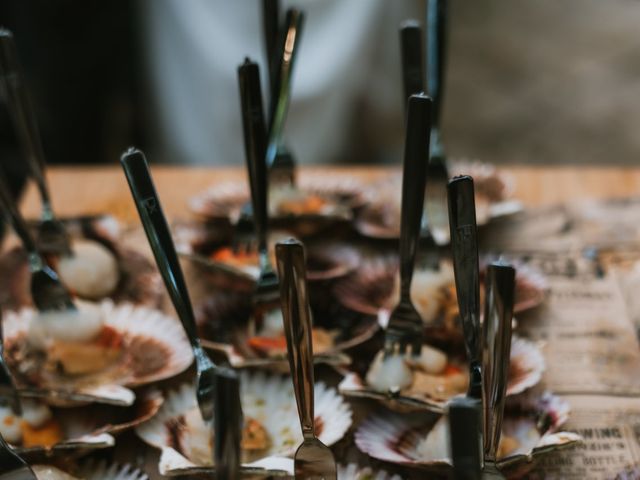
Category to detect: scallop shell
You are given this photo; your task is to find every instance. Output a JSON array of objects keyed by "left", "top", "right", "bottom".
[
  {"left": 333, "top": 256, "right": 547, "bottom": 330},
  {"left": 0, "top": 215, "right": 163, "bottom": 309},
  {"left": 189, "top": 177, "right": 365, "bottom": 223},
  {"left": 354, "top": 391, "right": 581, "bottom": 476},
  {"left": 611, "top": 465, "right": 640, "bottom": 480},
  {"left": 135, "top": 372, "right": 353, "bottom": 476},
  {"left": 196, "top": 289, "right": 378, "bottom": 370},
  {"left": 33, "top": 461, "right": 149, "bottom": 480},
  {"left": 175, "top": 221, "right": 359, "bottom": 284},
  {"left": 338, "top": 336, "right": 545, "bottom": 413},
  {"left": 337, "top": 463, "right": 403, "bottom": 480},
  {"left": 12, "top": 390, "right": 162, "bottom": 458},
  {"left": 354, "top": 164, "right": 522, "bottom": 241},
  {"left": 3, "top": 301, "right": 193, "bottom": 405}
]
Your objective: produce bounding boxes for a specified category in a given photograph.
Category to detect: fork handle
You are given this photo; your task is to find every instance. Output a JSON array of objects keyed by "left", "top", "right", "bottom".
[
  {"left": 426, "top": 0, "right": 448, "bottom": 129},
  {"left": 448, "top": 175, "right": 481, "bottom": 397},
  {"left": 238, "top": 59, "right": 269, "bottom": 252},
  {"left": 266, "top": 8, "right": 304, "bottom": 167},
  {"left": 214, "top": 367, "right": 243, "bottom": 480},
  {"left": 399, "top": 94, "right": 432, "bottom": 297},
  {"left": 120, "top": 148, "right": 201, "bottom": 349},
  {"left": 0, "top": 29, "right": 53, "bottom": 214},
  {"left": 0, "top": 168, "right": 41, "bottom": 260},
  {"left": 262, "top": 0, "right": 280, "bottom": 102},
  {"left": 276, "top": 238, "right": 316, "bottom": 439},
  {"left": 400, "top": 21, "right": 424, "bottom": 113},
  {"left": 482, "top": 263, "right": 515, "bottom": 462}
]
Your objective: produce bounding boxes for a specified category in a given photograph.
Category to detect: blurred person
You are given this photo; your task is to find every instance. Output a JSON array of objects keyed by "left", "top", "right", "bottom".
[{"left": 140, "top": 0, "right": 424, "bottom": 166}]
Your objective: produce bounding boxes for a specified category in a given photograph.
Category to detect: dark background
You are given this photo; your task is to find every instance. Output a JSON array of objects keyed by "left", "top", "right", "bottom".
[{"left": 1, "top": 0, "right": 639, "bottom": 169}]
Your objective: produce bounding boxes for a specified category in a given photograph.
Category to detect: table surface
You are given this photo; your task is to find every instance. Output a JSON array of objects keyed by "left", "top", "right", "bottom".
[
  {"left": 13, "top": 164, "right": 640, "bottom": 479},
  {"left": 18, "top": 164, "right": 640, "bottom": 221}
]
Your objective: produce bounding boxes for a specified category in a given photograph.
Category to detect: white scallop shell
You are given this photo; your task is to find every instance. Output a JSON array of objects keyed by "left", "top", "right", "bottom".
[
  {"left": 338, "top": 336, "right": 545, "bottom": 413},
  {"left": 3, "top": 301, "right": 193, "bottom": 405},
  {"left": 13, "top": 390, "right": 162, "bottom": 457},
  {"left": 190, "top": 180, "right": 357, "bottom": 223},
  {"left": 337, "top": 463, "right": 403, "bottom": 480},
  {"left": 136, "top": 372, "right": 352, "bottom": 476},
  {"left": 33, "top": 461, "right": 149, "bottom": 480},
  {"left": 354, "top": 391, "right": 582, "bottom": 475}
]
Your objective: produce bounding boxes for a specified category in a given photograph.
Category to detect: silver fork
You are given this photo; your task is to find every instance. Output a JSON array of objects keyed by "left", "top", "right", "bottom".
[
  {"left": 121, "top": 148, "right": 217, "bottom": 422},
  {"left": 238, "top": 59, "right": 280, "bottom": 322},
  {"left": 385, "top": 94, "right": 432, "bottom": 356},
  {"left": 276, "top": 238, "right": 337, "bottom": 480},
  {"left": 449, "top": 395, "right": 482, "bottom": 480},
  {"left": 266, "top": 9, "right": 304, "bottom": 188},
  {"left": 448, "top": 175, "right": 482, "bottom": 399},
  {"left": 423, "top": 0, "right": 451, "bottom": 244},
  {"left": 231, "top": 202, "right": 256, "bottom": 255},
  {"left": 0, "top": 170, "right": 75, "bottom": 313},
  {"left": 214, "top": 367, "right": 242, "bottom": 480},
  {"left": 0, "top": 433, "right": 36, "bottom": 480},
  {"left": 0, "top": 29, "right": 71, "bottom": 255},
  {"left": 481, "top": 263, "right": 515, "bottom": 479},
  {"left": 0, "top": 310, "right": 22, "bottom": 416}
]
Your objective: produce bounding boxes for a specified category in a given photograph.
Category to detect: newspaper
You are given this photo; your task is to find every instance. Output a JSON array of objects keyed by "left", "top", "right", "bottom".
[{"left": 530, "top": 395, "right": 640, "bottom": 479}]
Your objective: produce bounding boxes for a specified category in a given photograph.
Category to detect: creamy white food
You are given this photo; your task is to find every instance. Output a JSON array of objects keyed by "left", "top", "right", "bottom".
[
  {"left": 365, "top": 345, "right": 448, "bottom": 393},
  {"left": 0, "top": 401, "right": 52, "bottom": 444},
  {"left": 182, "top": 407, "right": 213, "bottom": 465},
  {"left": 27, "top": 300, "right": 104, "bottom": 349},
  {"left": 32, "top": 466, "right": 80, "bottom": 480},
  {"left": 415, "top": 415, "right": 450, "bottom": 461},
  {"left": 57, "top": 240, "right": 119, "bottom": 299},
  {"left": 391, "top": 263, "right": 455, "bottom": 323},
  {"left": 365, "top": 351, "right": 413, "bottom": 392}
]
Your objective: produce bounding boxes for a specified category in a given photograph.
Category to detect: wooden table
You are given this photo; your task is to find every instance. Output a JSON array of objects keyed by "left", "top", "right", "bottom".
[
  {"left": 13, "top": 164, "right": 640, "bottom": 479},
  {"left": 18, "top": 165, "right": 640, "bottom": 221}
]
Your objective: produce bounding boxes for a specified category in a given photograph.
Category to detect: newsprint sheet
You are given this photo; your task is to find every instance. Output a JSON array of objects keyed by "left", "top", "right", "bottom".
[{"left": 484, "top": 202, "right": 640, "bottom": 478}]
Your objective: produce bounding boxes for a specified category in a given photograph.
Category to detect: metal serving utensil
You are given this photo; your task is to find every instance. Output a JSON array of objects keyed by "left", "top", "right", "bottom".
[
  {"left": 384, "top": 94, "right": 432, "bottom": 356},
  {"left": 424, "top": 0, "right": 450, "bottom": 244},
  {"left": 238, "top": 59, "right": 280, "bottom": 325},
  {"left": 214, "top": 367, "right": 242, "bottom": 480},
  {"left": 399, "top": 20, "right": 439, "bottom": 268},
  {"left": 266, "top": 8, "right": 304, "bottom": 187},
  {"left": 121, "top": 148, "right": 217, "bottom": 422},
  {"left": 0, "top": 170, "right": 75, "bottom": 313},
  {"left": 0, "top": 310, "right": 21, "bottom": 416},
  {"left": 276, "top": 238, "right": 337, "bottom": 480},
  {"left": 449, "top": 396, "right": 482, "bottom": 480},
  {"left": 448, "top": 175, "right": 482, "bottom": 398},
  {"left": 262, "top": 0, "right": 280, "bottom": 103},
  {"left": 0, "top": 433, "right": 36, "bottom": 480},
  {"left": 0, "top": 29, "right": 71, "bottom": 255},
  {"left": 481, "top": 263, "right": 515, "bottom": 479}
]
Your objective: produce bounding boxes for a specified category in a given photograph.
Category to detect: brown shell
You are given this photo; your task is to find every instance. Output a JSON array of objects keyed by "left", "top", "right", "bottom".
[
  {"left": 189, "top": 178, "right": 366, "bottom": 222},
  {"left": 3, "top": 302, "right": 193, "bottom": 401},
  {"left": 354, "top": 391, "right": 581, "bottom": 477},
  {"left": 13, "top": 389, "right": 163, "bottom": 459},
  {"left": 354, "top": 164, "right": 520, "bottom": 240},
  {"left": 196, "top": 289, "right": 378, "bottom": 369},
  {"left": 333, "top": 256, "right": 547, "bottom": 324},
  {"left": 339, "top": 336, "right": 544, "bottom": 413},
  {"left": 0, "top": 215, "right": 163, "bottom": 309},
  {"left": 175, "top": 221, "right": 360, "bottom": 286}
]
